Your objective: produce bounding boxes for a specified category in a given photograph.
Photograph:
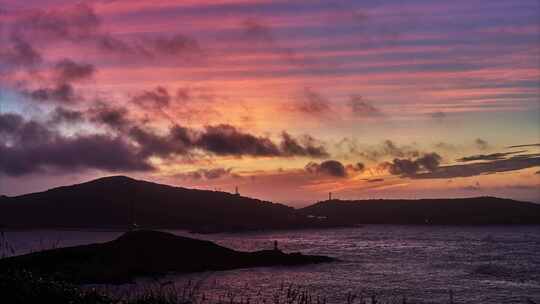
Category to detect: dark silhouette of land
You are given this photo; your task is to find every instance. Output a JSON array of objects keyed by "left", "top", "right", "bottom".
[
  {"left": 301, "top": 198, "right": 540, "bottom": 225},
  {"left": 0, "top": 176, "right": 539, "bottom": 231},
  {"left": 0, "top": 176, "right": 337, "bottom": 232},
  {"left": 0, "top": 230, "right": 333, "bottom": 283}
]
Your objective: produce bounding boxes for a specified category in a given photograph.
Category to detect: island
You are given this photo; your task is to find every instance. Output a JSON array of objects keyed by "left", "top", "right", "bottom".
[{"left": 0, "top": 230, "right": 334, "bottom": 284}]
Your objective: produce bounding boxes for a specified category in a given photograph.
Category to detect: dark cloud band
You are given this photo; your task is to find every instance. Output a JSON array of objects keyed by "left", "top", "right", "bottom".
[{"left": 0, "top": 111, "right": 330, "bottom": 176}]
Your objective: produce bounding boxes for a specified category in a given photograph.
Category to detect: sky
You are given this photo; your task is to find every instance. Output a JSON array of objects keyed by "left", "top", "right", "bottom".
[{"left": 0, "top": 0, "right": 539, "bottom": 206}]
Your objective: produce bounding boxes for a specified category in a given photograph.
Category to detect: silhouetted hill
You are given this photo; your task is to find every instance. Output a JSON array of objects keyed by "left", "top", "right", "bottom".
[
  {"left": 1, "top": 177, "right": 538, "bottom": 230},
  {"left": 0, "top": 230, "right": 334, "bottom": 283},
  {"left": 0, "top": 176, "right": 331, "bottom": 232},
  {"left": 300, "top": 197, "right": 540, "bottom": 225}
]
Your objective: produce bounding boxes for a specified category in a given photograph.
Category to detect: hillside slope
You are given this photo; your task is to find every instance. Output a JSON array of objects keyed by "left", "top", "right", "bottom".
[
  {"left": 300, "top": 197, "right": 540, "bottom": 225},
  {"left": 0, "top": 176, "right": 318, "bottom": 231}
]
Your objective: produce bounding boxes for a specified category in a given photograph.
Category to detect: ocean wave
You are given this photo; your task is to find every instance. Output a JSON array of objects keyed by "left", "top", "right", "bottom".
[{"left": 472, "top": 263, "right": 516, "bottom": 278}]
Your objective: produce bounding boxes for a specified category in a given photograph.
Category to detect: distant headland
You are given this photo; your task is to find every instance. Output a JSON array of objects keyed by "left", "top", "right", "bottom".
[{"left": 0, "top": 176, "right": 539, "bottom": 231}]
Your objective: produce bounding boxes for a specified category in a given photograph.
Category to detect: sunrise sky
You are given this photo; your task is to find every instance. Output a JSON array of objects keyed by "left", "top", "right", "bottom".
[{"left": 0, "top": 0, "right": 539, "bottom": 206}]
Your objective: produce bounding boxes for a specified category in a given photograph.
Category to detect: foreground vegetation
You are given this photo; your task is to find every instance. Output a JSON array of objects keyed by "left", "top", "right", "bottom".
[
  {"left": 3, "top": 269, "right": 540, "bottom": 304},
  {"left": 0, "top": 270, "right": 459, "bottom": 304}
]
